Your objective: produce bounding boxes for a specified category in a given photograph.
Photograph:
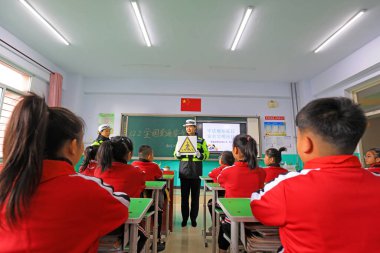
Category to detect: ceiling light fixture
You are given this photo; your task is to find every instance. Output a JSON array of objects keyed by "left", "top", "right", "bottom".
[
  {"left": 231, "top": 6, "right": 253, "bottom": 51},
  {"left": 314, "top": 10, "right": 366, "bottom": 53},
  {"left": 19, "top": 0, "right": 70, "bottom": 45},
  {"left": 131, "top": 1, "right": 152, "bottom": 47}
]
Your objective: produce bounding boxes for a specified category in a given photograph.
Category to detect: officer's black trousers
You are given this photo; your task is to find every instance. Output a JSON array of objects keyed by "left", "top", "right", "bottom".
[{"left": 180, "top": 178, "right": 201, "bottom": 222}]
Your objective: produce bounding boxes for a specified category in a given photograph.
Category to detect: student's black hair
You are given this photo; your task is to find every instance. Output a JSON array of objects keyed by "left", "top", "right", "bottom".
[
  {"left": 367, "top": 148, "right": 380, "bottom": 158},
  {"left": 138, "top": 145, "right": 153, "bottom": 159},
  {"left": 80, "top": 145, "right": 99, "bottom": 172},
  {"left": 97, "top": 136, "right": 134, "bottom": 172},
  {"left": 220, "top": 151, "right": 234, "bottom": 166},
  {"left": 265, "top": 147, "right": 287, "bottom": 167},
  {"left": 296, "top": 97, "right": 367, "bottom": 154},
  {"left": 0, "top": 93, "right": 84, "bottom": 226},
  {"left": 233, "top": 134, "right": 258, "bottom": 169}
]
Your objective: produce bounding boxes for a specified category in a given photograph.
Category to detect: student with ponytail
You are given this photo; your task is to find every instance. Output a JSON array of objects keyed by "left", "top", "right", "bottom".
[
  {"left": 217, "top": 134, "right": 266, "bottom": 253},
  {"left": 95, "top": 136, "right": 145, "bottom": 197},
  {"left": 95, "top": 136, "right": 147, "bottom": 253},
  {"left": 263, "top": 147, "right": 288, "bottom": 183},
  {"left": 79, "top": 145, "right": 99, "bottom": 176},
  {"left": 0, "top": 93, "right": 130, "bottom": 252}
]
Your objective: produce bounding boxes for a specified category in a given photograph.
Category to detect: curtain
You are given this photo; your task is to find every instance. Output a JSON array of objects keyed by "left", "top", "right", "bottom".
[{"left": 48, "top": 72, "right": 63, "bottom": 107}]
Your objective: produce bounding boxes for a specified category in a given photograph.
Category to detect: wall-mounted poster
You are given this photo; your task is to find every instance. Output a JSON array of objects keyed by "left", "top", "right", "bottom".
[{"left": 264, "top": 116, "right": 286, "bottom": 136}]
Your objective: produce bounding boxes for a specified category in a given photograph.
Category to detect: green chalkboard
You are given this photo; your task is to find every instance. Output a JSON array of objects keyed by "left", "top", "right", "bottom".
[{"left": 124, "top": 116, "right": 192, "bottom": 158}]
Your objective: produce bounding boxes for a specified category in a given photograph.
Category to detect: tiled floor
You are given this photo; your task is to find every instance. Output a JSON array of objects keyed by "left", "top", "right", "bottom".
[{"left": 163, "top": 189, "right": 213, "bottom": 253}]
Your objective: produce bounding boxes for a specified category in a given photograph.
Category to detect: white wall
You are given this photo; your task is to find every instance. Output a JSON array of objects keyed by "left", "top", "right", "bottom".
[
  {"left": 82, "top": 78, "right": 298, "bottom": 153},
  {"left": 0, "top": 25, "right": 70, "bottom": 98},
  {"left": 299, "top": 34, "right": 380, "bottom": 101}
]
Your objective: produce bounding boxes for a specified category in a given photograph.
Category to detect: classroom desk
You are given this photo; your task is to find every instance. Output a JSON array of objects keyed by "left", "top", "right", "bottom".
[
  {"left": 217, "top": 198, "right": 259, "bottom": 253},
  {"left": 145, "top": 181, "right": 166, "bottom": 253},
  {"left": 206, "top": 182, "right": 225, "bottom": 253},
  {"left": 162, "top": 174, "right": 175, "bottom": 238},
  {"left": 199, "top": 175, "right": 213, "bottom": 247},
  {"left": 125, "top": 198, "right": 153, "bottom": 253}
]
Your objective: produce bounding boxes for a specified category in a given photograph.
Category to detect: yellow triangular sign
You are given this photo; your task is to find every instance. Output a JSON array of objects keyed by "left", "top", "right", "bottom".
[{"left": 179, "top": 137, "right": 196, "bottom": 153}]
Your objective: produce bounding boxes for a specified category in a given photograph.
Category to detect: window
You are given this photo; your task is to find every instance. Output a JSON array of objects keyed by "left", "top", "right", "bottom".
[
  {"left": 0, "top": 61, "right": 30, "bottom": 159},
  {"left": 0, "top": 90, "right": 22, "bottom": 158}
]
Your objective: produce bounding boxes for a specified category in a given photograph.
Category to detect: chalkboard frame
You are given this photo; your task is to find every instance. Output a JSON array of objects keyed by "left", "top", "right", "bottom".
[{"left": 120, "top": 114, "right": 261, "bottom": 159}]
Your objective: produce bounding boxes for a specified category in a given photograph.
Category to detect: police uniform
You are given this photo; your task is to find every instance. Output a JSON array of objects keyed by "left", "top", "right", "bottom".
[
  {"left": 92, "top": 124, "right": 111, "bottom": 146},
  {"left": 0, "top": 160, "right": 130, "bottom": 253},
  {"left": 174, "top": 120, "right": 209, "bottom": 226},
  {"left": 251, "top": 155, "right": 380, "bottom": 253},
  {"left": 91, "top": 135, "right": 109, "bottom": 146}
]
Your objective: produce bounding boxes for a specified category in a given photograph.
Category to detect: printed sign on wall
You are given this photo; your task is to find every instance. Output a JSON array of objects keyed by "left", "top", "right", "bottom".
[{"left": 264, "top": 116, "right": 286, "bottom": 136}]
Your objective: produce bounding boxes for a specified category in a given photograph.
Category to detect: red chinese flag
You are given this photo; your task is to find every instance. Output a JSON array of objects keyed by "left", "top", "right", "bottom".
[{"left": 181, "top": 98, "right": 201, "bottom": 112}]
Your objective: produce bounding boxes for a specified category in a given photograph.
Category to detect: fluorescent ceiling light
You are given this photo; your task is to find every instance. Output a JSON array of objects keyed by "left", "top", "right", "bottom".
[
  {"left": 314, "top": 10, "right": 366, "bottom": 53},
  {"left": 131, "top": 1, "right": 152, "bottom": 47},
  {"left": 19, "top": 0, "right": 70, "bottom": 45},
  {"left": 231, "top": 6, "right": 253, "bottom": 51}
]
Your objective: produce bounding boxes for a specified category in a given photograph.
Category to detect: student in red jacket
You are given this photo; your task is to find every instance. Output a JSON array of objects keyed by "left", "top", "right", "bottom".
[
  {"left": 131, "top": 145, "right": 166, "bottom": 251},
  {"left": 95, "top": 136, "right": 147, "bottom": 253},
  {"left": 132, "top": 145, "right": 163, "bottom": 181},
  {"left": 251, "top": 97, "right": 380, "bottom": 253},
  {"left": 209, "top": 151, "right": 235, "bottom": 182},
  {"left": 79, "top": 145, "right": 99, "bottom": 176},
  {"left": 364, "top": 148, "right": 380, "bottom": 174},
  {"left": 207, "top": 151, "right": 234, "bottom": 224},
  {"left": 217, "top": 134, "right": 266, "bottom": 253},
  {"left": 263, "top": 147, "right": 288, "bottom": 183},
  {"left": 0, "top": 93, "right": 130, "bottom": 253}
]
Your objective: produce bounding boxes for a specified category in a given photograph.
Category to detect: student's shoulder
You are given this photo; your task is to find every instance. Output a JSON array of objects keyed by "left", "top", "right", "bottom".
[
  {"left": 68, "top": 173, "right": 115, "bottom": 193},
  {"left": 219, "top": 164, "right": 236, "bottom": 174}
]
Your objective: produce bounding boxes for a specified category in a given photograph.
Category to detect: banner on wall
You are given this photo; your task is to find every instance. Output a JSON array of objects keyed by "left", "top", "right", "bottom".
[
  {"left": 98, "top": 113, "right": 114, "bottom": 134},
  {"left": 264, "top": 116, "right": 286, "bottom": 136}
]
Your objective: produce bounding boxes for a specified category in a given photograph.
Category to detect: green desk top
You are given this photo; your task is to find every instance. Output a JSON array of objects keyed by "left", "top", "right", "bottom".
[
  {"left": 206, "top": 182, "right": 224, "bottom": 191},
  {"left": 199, "top": 176, "right": 213, "bottom": 181},
  {"left": 127, "top": 198, "right": 153, "bottom": 223},
  {"left": 163, "top": 175, "right": 174, "bottom": 180},
  {"left": 217, "top": 198, "right": 258, "bottom": 222},
  {"left": 145, "top": 181, "right": 166, "bottom": 189}
]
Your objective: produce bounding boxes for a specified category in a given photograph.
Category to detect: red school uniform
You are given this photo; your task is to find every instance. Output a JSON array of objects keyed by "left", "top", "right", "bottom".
[
  {"left": 209, "top": 165, "right": 228, "bottom": 183},
  {"left": 131, "top": 159, "right": 163, "bottom": 181},
  {"left": 79, "top": 160, "right": 97, "bottom": 177},
  {"left": 264, "top": 166, "right": 288, "bottom": 183},
  {"left": 251, "top": 155, "right": 380, "bottom": 253},
  {"left": 217, "top": 161, "right": 266, "bottom": 198},
  {"left": 368, "top": 163, "right": 380, "bottom": 173},
  {"left": 0, "top": 160, "right": 129, "bottom": 253},
  {"left": 95, "top": 162, "right": 145, "bottom": 198}
]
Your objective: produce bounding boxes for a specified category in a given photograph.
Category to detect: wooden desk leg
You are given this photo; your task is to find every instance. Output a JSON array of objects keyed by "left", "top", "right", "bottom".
[
  {"left": 153, "top": 189, "right": 159, "bottom": 253},
  {"left": 203, "top": 181, "right": 208, "bottom": 247},
  {"left": 129, "top": 224, "right": 138, "bottom": 253},
  {"left": 230, "top": 221, "right": 239, "bottom": 253},
  {"left": 212, "top": 189, "right": 216, "bottom": 253}
]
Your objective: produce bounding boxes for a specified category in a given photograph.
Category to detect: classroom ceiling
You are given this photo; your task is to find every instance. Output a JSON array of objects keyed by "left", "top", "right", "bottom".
[{"left": 1, "top": 0, "right": 380, "bottom": 83}]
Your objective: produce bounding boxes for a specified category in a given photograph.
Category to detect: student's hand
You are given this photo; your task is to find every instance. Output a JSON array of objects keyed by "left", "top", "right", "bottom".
[{"left": 196, "top": 150, "right": 201, "bottom": 159}]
